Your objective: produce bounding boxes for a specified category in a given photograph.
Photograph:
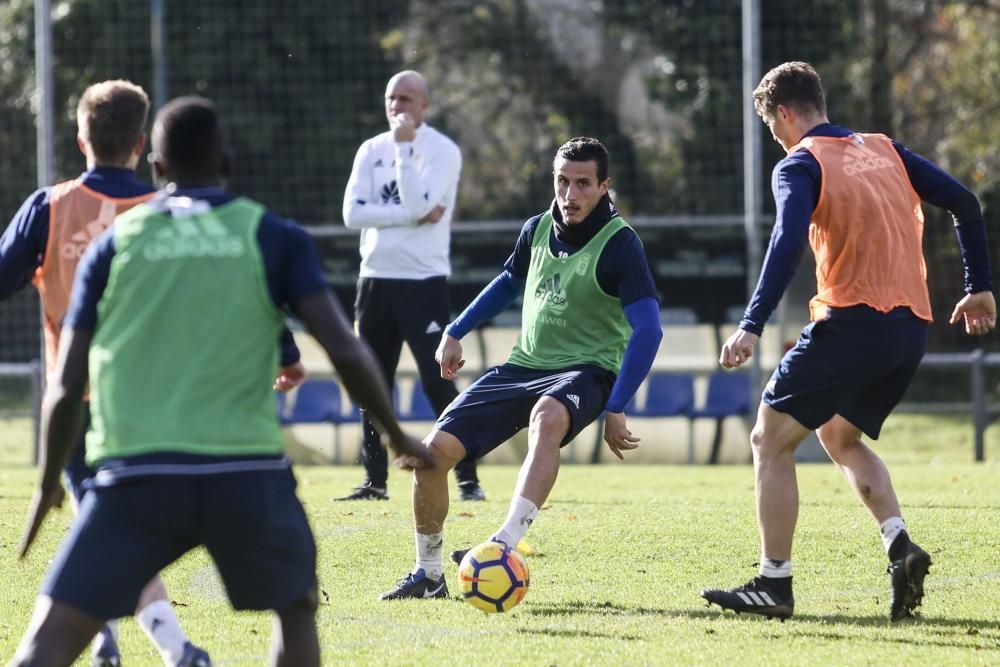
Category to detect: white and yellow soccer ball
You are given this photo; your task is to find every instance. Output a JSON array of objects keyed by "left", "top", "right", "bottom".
[{"left": 458, "top": 541, "right": 529, "bottom": 613}]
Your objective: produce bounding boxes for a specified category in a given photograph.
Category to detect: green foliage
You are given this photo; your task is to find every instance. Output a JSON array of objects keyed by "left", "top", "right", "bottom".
[{"left": 0, "top": 458, "right": 997, "bottom": 664}]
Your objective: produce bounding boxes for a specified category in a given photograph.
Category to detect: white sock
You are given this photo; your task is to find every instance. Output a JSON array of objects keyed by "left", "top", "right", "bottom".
[
  {"left": 759, "top": 557, "right": 792, "bottom": 578},
  {"left": 91, "top": 619, "right": 119, "bottom": 655},
  {"left": 880, "top": 516, "right": 907, "bottom": 554},
  {"left": 416, "top": 531, "right": 444, "bottom": 580},
  {"left": 136, "top": 599, "right": 189, "bottom": 665},
  {"left": 492, "top": 496, "right": 539, "bottom": 548}
]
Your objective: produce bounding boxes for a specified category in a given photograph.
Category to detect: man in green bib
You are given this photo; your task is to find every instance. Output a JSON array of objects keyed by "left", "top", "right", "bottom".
[
  {"left": 381, "top": 137, "right": 663, "bottom": 600},
  {"left": 13, "top": 96, "right": 432, "bottom": 666}
]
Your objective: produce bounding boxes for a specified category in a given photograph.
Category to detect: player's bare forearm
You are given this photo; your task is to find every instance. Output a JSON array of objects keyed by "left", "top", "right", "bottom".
[{"left": 22, "top": 328, "right": 89, "bottom": 557}]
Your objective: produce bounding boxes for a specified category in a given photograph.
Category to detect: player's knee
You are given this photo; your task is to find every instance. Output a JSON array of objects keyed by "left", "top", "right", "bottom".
[
  {"left": 422, "top": 431, "right": 466, "bottom": 472},
  {"left": 528, "top": 399, "right": 569, "bottom": 446},
  {"left": 749, "top": 424, "right": 786, "bottom": 459}
]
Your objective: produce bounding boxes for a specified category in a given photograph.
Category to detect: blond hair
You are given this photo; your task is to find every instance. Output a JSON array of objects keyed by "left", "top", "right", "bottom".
[{"left": 77, "top": 80, "right": 150, "bottom": 165}]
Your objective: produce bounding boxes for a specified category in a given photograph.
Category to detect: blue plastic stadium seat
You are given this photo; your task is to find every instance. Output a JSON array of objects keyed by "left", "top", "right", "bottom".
[
  {"left": 632, "top": 372, "right": 695, "bottom": 418},
  {"left": 287, "top": 380, "right": 342, "bottom": 423},
  {"left": 593, "top": 372, "right": 695, "bottom": 463},
  {"left": 690, "top": 371, "right": 751, "bottom": 420}
]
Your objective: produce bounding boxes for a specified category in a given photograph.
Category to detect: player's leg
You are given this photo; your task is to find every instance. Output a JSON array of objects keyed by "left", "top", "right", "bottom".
[
  {"left": 382, "top": 365, "right": 536, "bottom": 599},
  {"left": 701, "top": 404, "right": 809, "bottom": 619},
  {"left": 270, "top": 589, "right": 319, "bottom": 667},
  {"left": 490, "top": 396, "right": 568, "bottom": 549},
  {"left": 380, "top": 429, "right": 465, "bottom": 600},
  {"left": 821, "top": 316, "right": 931, "bottom": 620},
  {"left": 817, "top": 415, "right": 901, "bottom": 524},
  {"left": 485, "top": 366, "right": 613, "bottom": 552},
  {"left": 134, "top": 575, "right": 211, "bottom": 666},
  {"left": 202, "top": 469, "right": 318, "bottom": 662},
  {"left": 338, "top": 277, "right": 402, "bottom": 500},
  {"left": 61, "top": 412, "right": 122, "bottom": 666},
  {"left": 397, "top": 276, "right": 485, "bottom": 500},
  {"left": 18, "top": 479, "right": 195, "bottom": 665},
  {"left": 751, "top": 405, "right": 812, "bottom": 561},
  {"left": 11, "top": 595, "right": 102, "bottom": 666}
]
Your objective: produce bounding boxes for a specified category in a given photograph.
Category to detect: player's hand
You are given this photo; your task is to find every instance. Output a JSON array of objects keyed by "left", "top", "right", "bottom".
[
  {"left": 273, "top": 361, "right": 307, "bottom": 392},
  {"left": 418, "top": 205, "right": 446, "bottom": 224},
  {"left": 950, "top": 291, "right": 997, "bottom": 336},
  {"left": 603, "top": 411, "right": 640, "bottom": 460},
  {"left": 720, "top": 329, "right": 760, "bottom": 369},
  {"left": 390, "top": 112, "right": 416, "bottom": 142},
  {"left": 390, "top": 433, "right": 436, "bottom": 471},
  {"left": 19, "top": 481, "right": 66, "bottom": 559},
  {"left": 436, "top": 334, "right": 465, "bottom": 380}
]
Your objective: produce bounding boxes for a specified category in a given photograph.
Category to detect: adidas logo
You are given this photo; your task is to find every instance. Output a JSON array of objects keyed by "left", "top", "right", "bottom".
[
  {"left": 59, "top": 200, "right": 118, "bottom": 260},
  {"left": 534, "top": 273, "right": 567, "bottom": 308},
  {"left": 425, "top": 320, "right": 442, "bottom": 335},
  {"left": 143, "top": 210, "right": 244, "bottom": 262},
  {"left": 736, "top": 590, "right": 778, "bottom": 607},
  {"left": 566, "top": 394, "right": 580, "bottom": 409},
  {"left": 843, "top": 146, "right": 895, "bottom": 177},
  {"left": 374, "top": 158, "right": 384, "bottom": 167}
]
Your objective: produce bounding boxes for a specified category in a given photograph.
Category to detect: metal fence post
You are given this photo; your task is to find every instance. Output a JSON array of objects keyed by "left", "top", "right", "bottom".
[{"left": 971, "top": 348, "right": 985, "bottom": 462}]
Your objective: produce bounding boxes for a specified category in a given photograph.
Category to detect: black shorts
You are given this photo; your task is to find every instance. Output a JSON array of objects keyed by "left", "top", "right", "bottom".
[
  {"left": 42, "top": 468, "right": 316, "bottom": 620},
  {"left": 763, "top": 315, "right": 928, "bottom": 438},
  {"left": 435, "top": 363, "right": 615, "bottom": 458}
]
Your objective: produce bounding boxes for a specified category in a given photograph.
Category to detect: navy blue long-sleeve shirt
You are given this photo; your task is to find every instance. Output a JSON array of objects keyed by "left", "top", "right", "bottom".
[{"left": 740, "top": 123, "right": 992, "bottom": 335}]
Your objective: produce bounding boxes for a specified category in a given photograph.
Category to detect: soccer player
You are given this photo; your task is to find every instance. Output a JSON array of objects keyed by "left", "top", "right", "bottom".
[
  {"left": 11, "top": 96, "right": 433, "bottom": 666},
  {"left": 380, "top": 137, "right": 663, "bottom": 600},
  {"left": 0, "top": 80, "right": 213, "bottom": 666},
  {"left": 338, "top": 70, "right": 486, "bottom": 502},
  {"left": 701, "top": 62, "right": 995, "bottom": 621}
]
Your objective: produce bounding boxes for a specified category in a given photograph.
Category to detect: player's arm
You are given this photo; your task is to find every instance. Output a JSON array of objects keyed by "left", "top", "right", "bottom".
[
  {"left": 395, "top": 140, "right": 461, "bottom": 223},
  {"left": 893, "top": 141, "right": 996, "bottom": 335},
  {"left": 19, "top": 230, "right": 114, "bottom": 557},
  {"left": 267, "top": 217, "right": 432, "bottom": 468},
  {"left": 274, "top": 326, "right": 307, "bottom": 392},
  {"left": 600, "top": 231, "right": 663, "bottom": 458},
  {"left": 0, "top": 188, "right": 51, "bottom": 301},
  {"left": 723, "top": 155, "right": 815, "bottom": 368},
  {"left": 436, "top": 216, "right": 536, "bottom": 379}
]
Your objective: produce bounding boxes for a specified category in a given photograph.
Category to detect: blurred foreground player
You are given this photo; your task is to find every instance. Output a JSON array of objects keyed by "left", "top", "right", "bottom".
[{"left": 12, "top": 96, "right": 432, "bottom": 667}]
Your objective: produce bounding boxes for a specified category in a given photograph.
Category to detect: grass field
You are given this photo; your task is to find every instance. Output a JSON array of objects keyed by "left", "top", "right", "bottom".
[{"left": 0, "top": 416, "right": 997, "bottom": 665}]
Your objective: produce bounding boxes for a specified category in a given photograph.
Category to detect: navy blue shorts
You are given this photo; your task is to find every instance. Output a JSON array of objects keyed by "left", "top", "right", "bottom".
[
  {"left": 763, "top": 315, "right": 928, "bottom": 438},
  {"left": 435, "top": 363, "right": 615, "bottom": 458},
  {"left": 42, "top": 468, "right": 317, "bottom": 620}
]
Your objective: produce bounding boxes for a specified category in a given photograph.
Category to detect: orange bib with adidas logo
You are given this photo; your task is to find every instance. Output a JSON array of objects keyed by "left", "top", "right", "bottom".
[
  {"left": 792, "top": 133, "right": 932, "bottom": 323},
  {"left": 33, "top": 180, "right": 153, "bottom": 381}
]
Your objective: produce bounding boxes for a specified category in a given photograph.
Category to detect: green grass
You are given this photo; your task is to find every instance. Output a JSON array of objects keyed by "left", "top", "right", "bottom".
[{"left": 0, "top": 416, "right": 998, "bottom": 665}]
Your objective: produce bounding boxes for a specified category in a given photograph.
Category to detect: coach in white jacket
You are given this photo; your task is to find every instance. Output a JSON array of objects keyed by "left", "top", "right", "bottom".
[{"left": 339, "top": 70, "right": 484, "bottom": 501}]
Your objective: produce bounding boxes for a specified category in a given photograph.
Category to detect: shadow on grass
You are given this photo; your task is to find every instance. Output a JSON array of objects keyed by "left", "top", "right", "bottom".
[{"left": 525, "top": 600, "right": 999, "bottom": 634}]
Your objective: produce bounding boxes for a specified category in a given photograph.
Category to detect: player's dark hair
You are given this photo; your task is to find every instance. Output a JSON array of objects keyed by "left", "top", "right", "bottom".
[
  {"left": 77, "top": 80, "right": 149, "bottom": 165},
  {"left": 153, "top": 96, "right": 228, "bottom": 182},
  {"left": 753, "top": 61, "right": 827, "bottom": 119},
  {"left": 555, "top": 137, "right": 609, "bottom": 182}
]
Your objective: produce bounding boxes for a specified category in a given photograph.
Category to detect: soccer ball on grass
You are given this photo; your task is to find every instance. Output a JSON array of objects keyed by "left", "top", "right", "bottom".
[{"left": 457, "top": 541, "right": 529, "bottom": 613}]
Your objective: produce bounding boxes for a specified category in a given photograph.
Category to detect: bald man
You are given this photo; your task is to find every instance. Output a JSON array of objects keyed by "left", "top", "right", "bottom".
[{"left": 340, "top": 70, "right": 486, "bottom": 502}]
